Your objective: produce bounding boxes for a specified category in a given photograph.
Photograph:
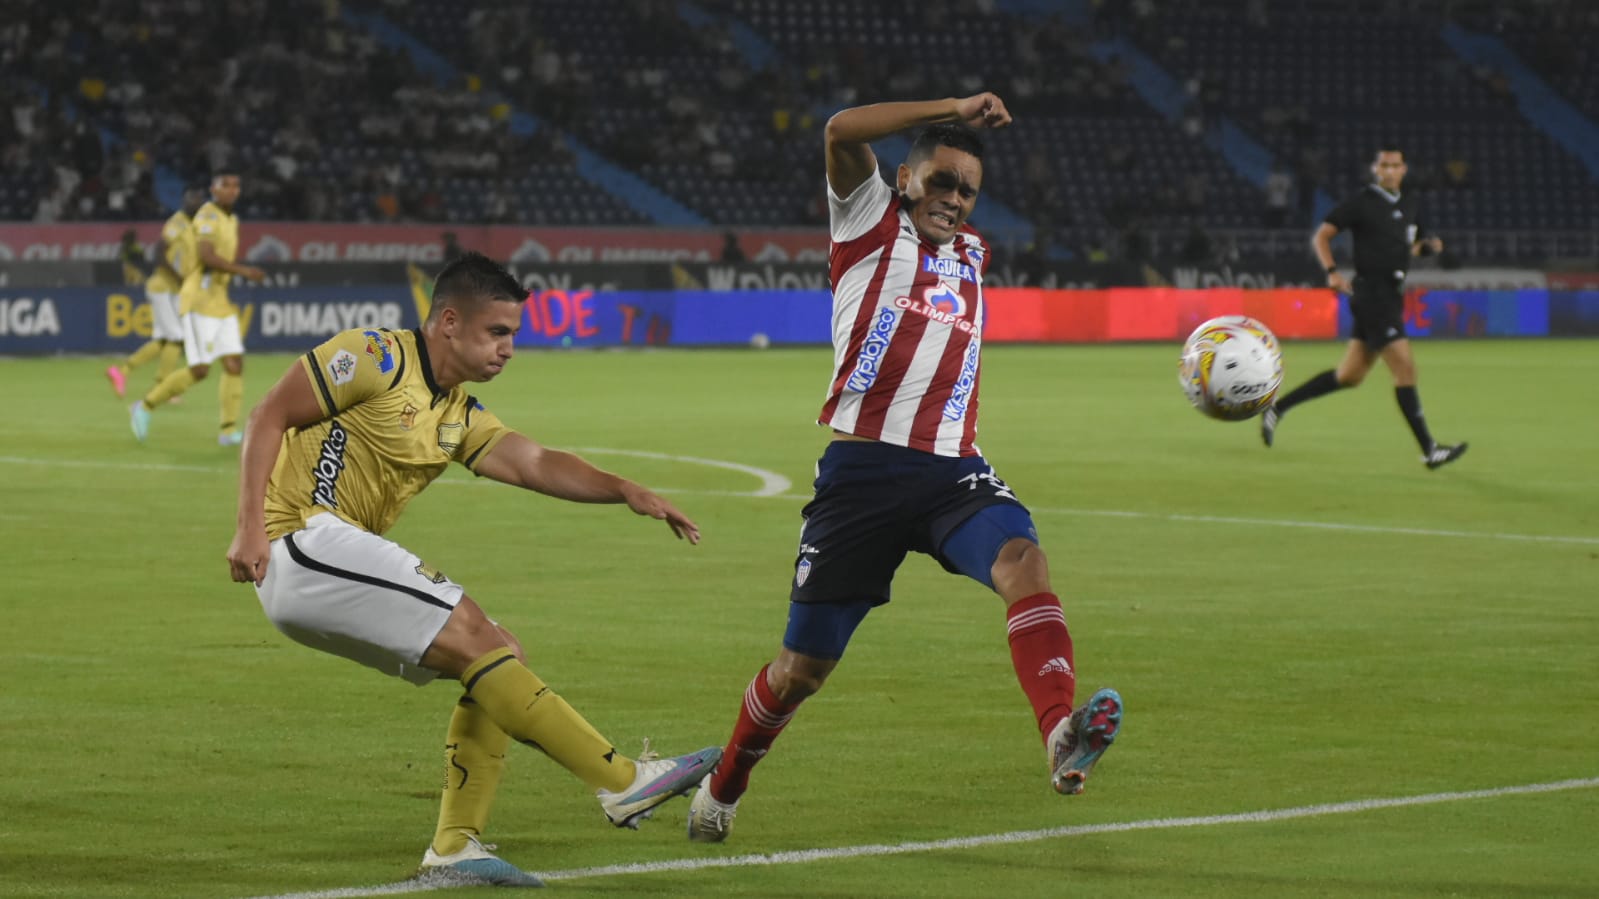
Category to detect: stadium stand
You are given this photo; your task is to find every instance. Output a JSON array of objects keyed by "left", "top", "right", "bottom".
[{"left": 1, "top": 0, "right": 1595, "bottom": 260}]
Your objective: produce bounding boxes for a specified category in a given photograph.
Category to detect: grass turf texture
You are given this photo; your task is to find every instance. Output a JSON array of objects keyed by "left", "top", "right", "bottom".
[{"left": 0, "top": 339, "right": 1595, "bottom": 898}]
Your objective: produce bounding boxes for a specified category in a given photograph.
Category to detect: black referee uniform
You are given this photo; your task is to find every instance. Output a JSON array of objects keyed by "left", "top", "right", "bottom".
[
  {"left": 1261, "top": 178, "right": 1466, "bottom": 468},
  {"left": 1323, "top": 184, "right": 1427, "bottom": 351}
]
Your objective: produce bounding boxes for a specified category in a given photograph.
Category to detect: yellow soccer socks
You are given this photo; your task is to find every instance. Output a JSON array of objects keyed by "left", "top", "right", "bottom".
[
  {"left": 156, "top": 341, "right": 184, "bottom": 380},
  {"left": 218, "top": 370, "right": 244, "bottom": 435},
  {"left": 144, "top": 367, "right": 197, "bottom": 409},
  {"left": 460, "top": 649, "right": 636, "bottom": 793},
  {"left": 431, "top": 696, "right": 510, "bottom": 856},
  {"left": 123, "top": 339, "right": 162, "bottom": 371}
]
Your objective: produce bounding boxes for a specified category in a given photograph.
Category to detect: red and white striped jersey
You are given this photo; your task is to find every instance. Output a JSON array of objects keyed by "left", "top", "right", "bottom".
[{"left": 818, "top": 174, "right": 990, "bottom": 457}]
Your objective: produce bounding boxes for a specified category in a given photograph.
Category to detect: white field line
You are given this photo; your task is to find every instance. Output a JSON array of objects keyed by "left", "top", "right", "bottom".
[
  {"left": 1, "top": 454, "right": 1596, "bottom": 546},
  {"left": 241, "top": 776, "right": 1599, "bottom": 899}
]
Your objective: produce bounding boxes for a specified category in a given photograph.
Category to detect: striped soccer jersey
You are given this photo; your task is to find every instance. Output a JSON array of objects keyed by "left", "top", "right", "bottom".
[{"left": 818, "top": 174, "right": 990, "bottom": 457}]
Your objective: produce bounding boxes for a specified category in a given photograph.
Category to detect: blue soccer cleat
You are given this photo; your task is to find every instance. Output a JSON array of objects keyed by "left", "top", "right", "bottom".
[
  {"left": 129, "top": 401, "right": 152, "bottom": 442},
  {"left": 1048, "top": 687, "right": 1123, "bottom": 796},
  {"left": 418, "top": 834, "right": 543, "bottom": 888},
  {"left": 598, "top": 743, "right": 723, "bottom": 829}
]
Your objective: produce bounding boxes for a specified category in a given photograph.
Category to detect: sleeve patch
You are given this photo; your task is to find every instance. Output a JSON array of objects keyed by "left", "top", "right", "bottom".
[
  {"left": 328, "top": 349, "right": 359, "bottom": 385},
  {"left": 362, "top": 329, "right": 395, "bottom": 373}
]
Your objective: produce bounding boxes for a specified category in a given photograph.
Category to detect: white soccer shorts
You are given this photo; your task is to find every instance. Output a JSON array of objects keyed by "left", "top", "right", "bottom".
[
  {"left": 181, "top": 310, "right": 245, "bottom": 365},
  {"left": 147, "top": 288, "right": 183, "bottom": 341},
  {"left": 255, "top": 513, "right": 465, "bottom": 686}
]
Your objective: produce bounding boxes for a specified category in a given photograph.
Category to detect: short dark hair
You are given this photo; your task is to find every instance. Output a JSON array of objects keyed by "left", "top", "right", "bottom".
[
  {"left": 429, "top": 252, "right": 527, "bottom": 321},
  {"left": 1374, "top": 146, "right": 1404, "bottom": 161},
  {"left": 907, "top": 124, "right": 984, "bottom": 166}
]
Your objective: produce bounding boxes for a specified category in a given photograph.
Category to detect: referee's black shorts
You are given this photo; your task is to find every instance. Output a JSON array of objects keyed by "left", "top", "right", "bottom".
[{"left": 1348, "top": 279, "right": 1406, "bottom": 351}]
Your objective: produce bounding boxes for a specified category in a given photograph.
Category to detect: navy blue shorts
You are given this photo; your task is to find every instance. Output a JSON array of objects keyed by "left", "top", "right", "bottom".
[{"left": 789, "top": 440, "right": 1035, "bottom": 608}]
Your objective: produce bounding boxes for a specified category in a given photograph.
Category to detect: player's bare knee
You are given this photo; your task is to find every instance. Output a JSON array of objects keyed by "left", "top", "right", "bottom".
[
  {"left": 495, "top": 624, "right": 527, "bottom": 664},
  {"left": 190, "top": 363, "right": 211, "bottom": 380},
  {"left": 993, "top": 538, "right": 1050, "bottom": 601},
  {"left": 768, "top": 652, "right": 831, "bottom": 703}
]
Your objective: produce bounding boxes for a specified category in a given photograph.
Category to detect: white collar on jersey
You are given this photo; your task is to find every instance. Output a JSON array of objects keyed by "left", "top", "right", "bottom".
[{"left": 1368, "top": 184, "right": 1402, "bottom": 203}]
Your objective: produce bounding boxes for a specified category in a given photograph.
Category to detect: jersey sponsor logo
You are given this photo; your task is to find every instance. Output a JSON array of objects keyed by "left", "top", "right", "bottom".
[
  {"left": 893, "top": 285, "right": 976, "bottom": 333},
  {"left": 921, "top": 255, "right": 976, "bottom": 283},
  {"left": 437, "top": 421, "right": 464, "bottom": 454},
  {"left": 362, "top": 329, "right": 394, "bottom": 373},
  {"left": 311, "top": 421, "right": 349, "bottom": 508},
  {"left": 941, "top": 337, "right": 982, "bottom": 421},
  {"left": 327, "top": 349, "right": 358, "bottom": 385},
  {"left": 844, "top": 305, "right": 899, "bottom": 393}
]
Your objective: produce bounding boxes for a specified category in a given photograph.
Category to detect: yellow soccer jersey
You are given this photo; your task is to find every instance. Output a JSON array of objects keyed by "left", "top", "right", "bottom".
[
  {"left": 263, "top": 328, "right": 513, "bottom": 540},
  {"left": 145, "top": 210, "right": 195, "bottom": 294},
  {"left": 179, "top": 201, "right": 240, "bottom": 317}
]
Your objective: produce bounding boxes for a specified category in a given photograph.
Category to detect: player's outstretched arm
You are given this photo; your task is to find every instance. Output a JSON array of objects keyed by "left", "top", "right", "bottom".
[
  {"left": 226, "top": 364, "right": 329, "bottom": 585},
  {"left": 475, "top": 434, "right": 701, "bottom": 543},
  {"left": 825, "top": 94, "right": 1012, "bottom": 197}
]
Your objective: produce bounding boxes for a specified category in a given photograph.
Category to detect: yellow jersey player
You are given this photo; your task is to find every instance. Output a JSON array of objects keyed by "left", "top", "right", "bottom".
[
  {"left": 130, "top": 170, "right": 266, "bottom": 445},
  {"left": 224, "top": 253, "right": 721, "bottom": 885},
  {"left": 106, "top": 187, "right": 206, "bottom": 399}
]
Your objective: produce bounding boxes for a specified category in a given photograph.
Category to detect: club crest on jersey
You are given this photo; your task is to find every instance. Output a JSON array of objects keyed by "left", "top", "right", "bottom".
[
  {"left": 399, "top": 403, "right": 418, "bottom": 430},
  {"left": 845, "top": 306, "right": 899, "bottom": 393},
  {"left": 921, "top": 255, "right": 976, "bottom": 283},
  {"left": 363, "top": 329, "right": 394, "bottom": 374},
  {"left": 414, "top": 562, "right": 448, "bottom": 584},
  {"left": 327, "top": 349, "right": 358, "bottom": 385},
  {"left": 436, "top": 421, "right": 463, "bottom": 455},
  {"left": 964, "top": 243, "right": 985, "bottom": 273},
  {"left": 795, "top": 557, "right": 812, "bottom": 587}
]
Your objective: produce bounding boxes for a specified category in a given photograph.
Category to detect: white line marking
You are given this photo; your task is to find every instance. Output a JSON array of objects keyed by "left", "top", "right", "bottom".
[
  {"left": 572, "top": 447, "right": 792, "bottom": 497},
  {"left": 0, "top": 455, "right": 1593, "bottom": 546},
  {"left": 240, "top": 776, "right": 1599, "bottom": 899}
]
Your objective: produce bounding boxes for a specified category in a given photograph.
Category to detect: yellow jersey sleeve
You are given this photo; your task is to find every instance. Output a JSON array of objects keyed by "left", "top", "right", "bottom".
[
  {"left": 454, "top": 397, "right": 513, "bottom": 472},
  {"left": 301, "top": 328, "right": 404, "bottom": 417}
]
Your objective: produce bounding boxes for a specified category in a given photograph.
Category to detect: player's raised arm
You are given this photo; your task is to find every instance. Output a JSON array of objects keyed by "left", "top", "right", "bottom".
[
  {"left": 825, "top": 94, "right": 1012, "bottom": 198},
  {"left": 226, "top": 363, "right": 329, "bottom": 584},
  {"left": 474, "top": 433, "right": 700, "bottom": 543}
]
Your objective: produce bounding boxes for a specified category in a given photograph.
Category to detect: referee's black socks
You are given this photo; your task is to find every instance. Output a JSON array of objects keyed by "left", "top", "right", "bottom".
[
  {"left": 1274, "top": 369, "right": 1343, "bottom": 416},
  {"left": 1394, "top": 386, "right": 1436, "bottom": 452}
]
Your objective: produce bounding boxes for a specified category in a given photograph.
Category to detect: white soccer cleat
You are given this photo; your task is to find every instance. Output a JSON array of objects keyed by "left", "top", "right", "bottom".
[
  {"left": 597, "top": 743, "right": 722, "bottom": 829},
  {"left": 417, "top": 834, "right": 543, "bottom": 887},
  {"left": 685, "top": 773, "right": 739, "bottom": 843}
]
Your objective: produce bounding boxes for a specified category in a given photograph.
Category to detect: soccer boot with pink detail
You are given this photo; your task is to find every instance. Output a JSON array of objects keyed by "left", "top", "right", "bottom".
[
  {"left": 106, "top": 365, "right": 127, "bottom": 397},
  {"left": 1048, "top": 687, "right": 1123, "bottom": 795},
  {"left": 597, "top": 743, "right": 722, "bottom": 829}
]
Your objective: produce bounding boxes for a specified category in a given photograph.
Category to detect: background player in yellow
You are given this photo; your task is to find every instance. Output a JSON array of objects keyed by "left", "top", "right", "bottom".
[
  {"left": 130, "top": 171, "right": 266, "bottom": 445},
  {"left": 224, "top": 253, "right": 720, "bottom": 886},
  {"left": 106, "top": 187, "right": 206, "bottom": 399}
]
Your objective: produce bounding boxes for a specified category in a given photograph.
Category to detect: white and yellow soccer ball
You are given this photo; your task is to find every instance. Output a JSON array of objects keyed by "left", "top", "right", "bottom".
[{"left": 1178, "top": 315, "right": 1284, "bottom": 421}]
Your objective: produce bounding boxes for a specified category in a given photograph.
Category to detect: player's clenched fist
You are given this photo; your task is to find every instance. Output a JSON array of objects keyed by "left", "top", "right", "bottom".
[{"left": 955, "top": 93, "right": 1012, "bottom": 130}]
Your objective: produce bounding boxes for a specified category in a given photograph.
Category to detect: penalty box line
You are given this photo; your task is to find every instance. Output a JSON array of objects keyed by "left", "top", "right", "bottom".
[{"left": 244, "top": 776, "right": 1599, "bottom": 898}]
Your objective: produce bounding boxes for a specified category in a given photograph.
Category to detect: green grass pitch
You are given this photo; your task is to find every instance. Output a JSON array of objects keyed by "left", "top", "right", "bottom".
[{"left": 1, "top": 338, "right": 1595, "bottom": 898}]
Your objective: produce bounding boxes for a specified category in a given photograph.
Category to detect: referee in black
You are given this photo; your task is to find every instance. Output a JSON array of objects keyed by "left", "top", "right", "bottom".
[{"left": 1261, "top": 146, "right": 1467, "bottom": 470}]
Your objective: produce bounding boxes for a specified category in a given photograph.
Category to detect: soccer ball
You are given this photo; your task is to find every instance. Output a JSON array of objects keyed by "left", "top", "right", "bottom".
[{"left": 1178, "top": 316, "right": 1284, "bottom": 421}]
